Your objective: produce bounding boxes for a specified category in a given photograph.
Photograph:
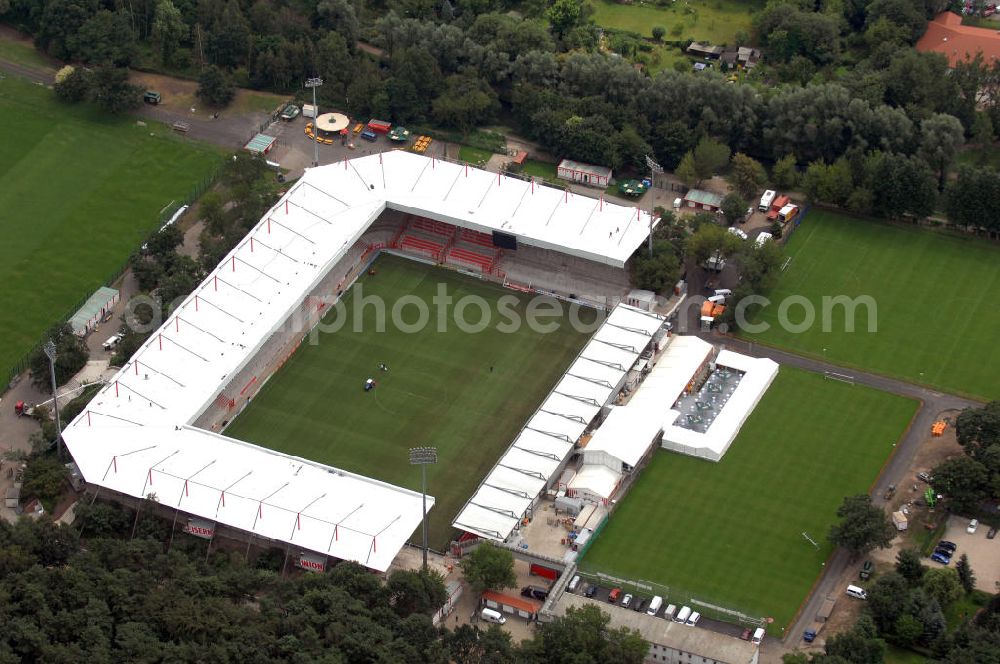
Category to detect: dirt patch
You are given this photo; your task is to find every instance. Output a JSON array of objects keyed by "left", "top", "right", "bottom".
[{"left": 129, "top": 71, "right": 285, "bottom": 121}]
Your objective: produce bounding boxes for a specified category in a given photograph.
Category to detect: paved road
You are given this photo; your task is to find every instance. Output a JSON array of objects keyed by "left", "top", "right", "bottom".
[{"left": 697, "top": 332, "right": 982, "bottom": 647}]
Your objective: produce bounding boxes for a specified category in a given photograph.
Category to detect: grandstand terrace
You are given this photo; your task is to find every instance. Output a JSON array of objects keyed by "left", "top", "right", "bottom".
[{"left": 63, "top": 152, "right": 657, "bottom": 572}]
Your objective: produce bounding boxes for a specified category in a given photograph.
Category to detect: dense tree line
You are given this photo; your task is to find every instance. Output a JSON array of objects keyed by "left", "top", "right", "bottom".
[
  {"left": 0, "top": 503, "right": 646, "bottom": 663},
  {"left": 931, "top": 401, "right": 1000, "bottom": 514},
  {"left": 3, "top": 0, "right": 998, "bottom": 216}
]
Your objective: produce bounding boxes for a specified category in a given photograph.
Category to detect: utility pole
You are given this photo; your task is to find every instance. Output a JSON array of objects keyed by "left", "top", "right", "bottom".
[
  {"left": 408, "top": 446, "right": 438, "bottom": 571},
  {"left": 645, "top": 155, "right": 663, "bottom": 258},
  {"left": 43, "top": 340, "right": 63, "bottom": 460},
  {"left": 305, "top": 77, "right": 323, "bottom": 167}
]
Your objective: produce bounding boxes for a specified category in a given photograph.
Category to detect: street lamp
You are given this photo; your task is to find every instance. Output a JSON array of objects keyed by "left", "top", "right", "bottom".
[
  {"left": 645, "top": 155, "right": 663, "bottom": 258},
  {"left": 43, "top": 340, "right": 63, "bottom": 459},
  {"left": 304, "top": 77, "right": 323, "bottom": 167},
  {"left": 409, "top": 446, "right": 438, "bottom": 570}
]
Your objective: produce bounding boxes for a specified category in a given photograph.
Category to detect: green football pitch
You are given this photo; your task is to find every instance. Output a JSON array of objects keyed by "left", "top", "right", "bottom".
[
  {"left": 0, "top": 76, "right": 220, "bottom": 379},
  {"left": 742, "top": 210, "right": 1000, "bottom": 400},
  {"left": 226, "top": 254, "right": 596, "bottom": 549},
  {"left": 580, "top": 367, "right": 917, "bottom": 632}
]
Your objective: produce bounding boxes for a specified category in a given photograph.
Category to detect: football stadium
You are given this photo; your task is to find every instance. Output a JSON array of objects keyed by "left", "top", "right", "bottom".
[{"left": 63, "top": 151, "right": 787, "bottom": 576}]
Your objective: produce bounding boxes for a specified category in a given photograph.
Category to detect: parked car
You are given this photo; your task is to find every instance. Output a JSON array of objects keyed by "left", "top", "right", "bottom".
[
  {"left": 859, "top": 560, "right": 873, "bottom": 580},
  {"left": 937, "top": 540, "right": 957, "bottom": 553},
  {"left": 584, "top": 584, "right": 597, "bottom": 598},
  {"left": 621, "top": 593, "right": 633, "bottom": 609},
  {"left": 740, "top": 628, "right": 752, "bottom": 641},
  {"left": 521, "top": 586, "right": 548, "bottom": 601},
  {"left": 967, "top": 518, "right": 979, "bottom": 534},
  {"left": 143, "top": 91, "right": 161, "bottom": 104},
  {"left": 988, "top": 526, "right": 997, "bottom": 540},
  {"left": 917, "top": 471, "right": 931, "bottom": 483},
  {"left": 634, "top": 597, "right": 648, "bottom": 612},
  {"left": 360, "top": 128, "right": 378, "bottom": 142},
  {"left": 608, "top": 588, "right": 621, "bottom": 603},
  {"left": 930, "top": 551, "right": 951, "bottom": 565},
  {"left": 934, "top": 547, "right": 954, "bottom": 558}
]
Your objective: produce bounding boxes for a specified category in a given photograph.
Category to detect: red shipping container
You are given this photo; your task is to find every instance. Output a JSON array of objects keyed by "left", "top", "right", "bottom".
[{"left": 529, "top": 563, "right": 559, "bottom": 580}]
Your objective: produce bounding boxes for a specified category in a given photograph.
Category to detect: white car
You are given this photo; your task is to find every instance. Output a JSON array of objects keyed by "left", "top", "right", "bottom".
[
  {"left": 102, "top": 333, "right": 124, "bottom": 351},
  {"left": 967, "top": 518, "right": 979, "bottom": 534}
]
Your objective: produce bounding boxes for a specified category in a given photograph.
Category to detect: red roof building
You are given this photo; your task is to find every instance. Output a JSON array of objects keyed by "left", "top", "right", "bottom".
[{"left": 916, "top": 12, "right": 1000, "bottom": 68}]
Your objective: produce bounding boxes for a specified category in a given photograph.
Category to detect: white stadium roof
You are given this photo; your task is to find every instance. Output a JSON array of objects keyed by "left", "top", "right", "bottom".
[
  {"left": 64, "top": 152, "right": 656, "bottom": 571},
  {"left": 452, "top": 304, "right": 664, "bottom": 542}
]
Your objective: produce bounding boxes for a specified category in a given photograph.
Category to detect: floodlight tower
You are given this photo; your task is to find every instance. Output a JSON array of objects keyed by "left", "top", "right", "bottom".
[
  {"left": 305, "top": 77, "right": 323, "bottom": 167},
  {"left": 408, "top": 446, "right": 438, "bottom": 571},
  {"left": 645, "top": 155, "right": 663, "bottom": 258},
  {"left": 43, "top": 340, "right": 63, "bottom": 459}
]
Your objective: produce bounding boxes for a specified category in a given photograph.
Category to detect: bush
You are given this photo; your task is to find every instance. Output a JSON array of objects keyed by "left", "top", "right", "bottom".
[
  {"left": 29, "top": 324, "right": 89, "bottom": 390},
  {"left": 197, "top": 65, "right": 236, "bottom": 108},
  {"left": 21, "top": 454, "right": 68, "bottom": 512},
  {"left": 54, "top": 66, "right": 91, "bottom": 103}
]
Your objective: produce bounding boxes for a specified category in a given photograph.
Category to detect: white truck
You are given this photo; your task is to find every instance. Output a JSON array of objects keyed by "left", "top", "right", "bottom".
[{"left": 758, "top": 189, "right": 776, "bottom": 212}]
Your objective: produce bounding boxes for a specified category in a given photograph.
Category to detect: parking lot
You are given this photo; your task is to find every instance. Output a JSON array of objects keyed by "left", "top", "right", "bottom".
[
  {"left": 938, "top": 515, "right": 1000, "bottom": 592},
  {"left": 568, "top": 579, "right": 752, "bottom": 641}
]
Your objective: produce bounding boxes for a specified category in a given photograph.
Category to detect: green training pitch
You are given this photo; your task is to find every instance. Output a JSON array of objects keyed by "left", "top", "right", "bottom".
[
  {"left": 226, "top": 254, "right": 596, "bottom": 549},
  {"left": 742, "top": 210, "right": 1000, "bottom": 400},
  {"left": 580, "top": 367, "right": 917, "bottom": 632},
  {"left": 0, "top": 76, "right": 220, "bottom": 378}
]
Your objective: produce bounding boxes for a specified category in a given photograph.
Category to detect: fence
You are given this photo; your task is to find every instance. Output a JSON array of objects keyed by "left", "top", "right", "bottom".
[{"left": 5, "top": 167, "right": 221, "bottom": 389}]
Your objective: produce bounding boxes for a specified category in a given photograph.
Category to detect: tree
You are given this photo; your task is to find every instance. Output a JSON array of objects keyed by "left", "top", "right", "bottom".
[
  {"left": 651, "top": 26, "right": 665, "bottom": 41},
  {"left": 930, "top": 455, "right": 989, "bottom": 514},
  {"left": 518, "top": 604, "right": 647, "bottom": 664},
  {"left": 828, "top": 494, "right": 896, "bottom": 558},
  {"left": 824, "top": 619, "right": 887, "bottom": 664},
  {"left": 89, "top": 66, "right": 141, "bottom": 114},
  {"left": 631, "top": 241, "right": 680, "bottom": 293},
  {"left": 675, "top": 151, "right": 699, "bottom": 187},
  {"left": 460, "top": 543, "right": 515, "bottom": 594},
  {"left": 972, "top": 112, "right": 994, "bottom": 146},
  {"left": 684, "top": 223, "right": 742, "bottom": 265},
  {"left": 54, "top": 66, "right": 91, "bottom": 103},
  {"left": 152, "top": 0, "right": 188, "bottom": 66},
  {"left": 692, "top": 137, "right": 731, "bottom": 181},
  {"left": 729, "top": 153, "right": 767, "bottom": 199},
  {"left": 867, "top": 572, "right": 910, "bottom": 633},
  {"left": 21, "top": 455, "right": 69, "bottom": 510},
  {"left": 720, "top": 192, "right": 748, "bottom": 226},
  {"left": 772, "top": 154, "right": 799, "bottom": 189},
  {"left": 738, "top": 239, "right": 784, "bottom": 291},
  {"left": 919, "top": 113, "right": 965, "bottom": 191},
  {"left": 867, "top": 0, "right": 928, "bottom": 43},
  {"left": 69, "top": 9, "right": 138, "bottom": 67},
  {"left": 432, "top": 74, "right": 500, "bottom": 131},
  {"left": 386, "top": 569, "right": 448, "bottom": 616},
  {"left": 955, "top": 553, "right": 975, "bottom": 594},
  {"left": 895, "top": 549, "right": 926, "bottom": 584},
  {"left": 445, "top": 624, "right": 515, "bottom": 664},
  {"left": 197, "top": 65, "right": 235, "bottom": 107},
  {"left": 29, "top": 323, "right": 89, "bottom": 390},
  {"left": 547, "top": 0, "right": 586, "bottom": 39},
  {"left": 945, "top": 167, "right": 1000, "bottom": 232},
  {"left": 922, "top": 568, "right": 963, "bottom": 609},
  {"left": 955, "top": 401, "right": 1000, "bottom": 451}
]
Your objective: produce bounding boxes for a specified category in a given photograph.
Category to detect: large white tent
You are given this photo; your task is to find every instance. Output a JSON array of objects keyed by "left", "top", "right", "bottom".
[
  {"left": 582, "top": 406, "right": 663, "bottom": 473},
  {"left": 63, "top": 152, "right": 657, "bottom": 571},
  {"left": 452, "top": 304, "right": 665, "bottom": 541}
]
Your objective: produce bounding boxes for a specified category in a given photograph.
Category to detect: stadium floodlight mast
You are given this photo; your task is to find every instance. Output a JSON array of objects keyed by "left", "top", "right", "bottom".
[
  {"left": 645, "top": 155, "right": 663, "bottom": 258},
  {"left": 305, "top": 77, "right": 323, "bottom": 167},
  {"left": 43, "top": 340, "right": 63, "bottom": 460},
  {"left": 408, "top": 446, "right": 438, "bottom": 571}
]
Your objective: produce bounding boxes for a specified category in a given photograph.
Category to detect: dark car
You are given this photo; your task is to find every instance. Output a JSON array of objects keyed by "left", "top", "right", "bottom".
[
  {"left": 917, "top": 471, "right": 931, "bottom": 483},
  {"left": 938, "top": 540, "right": 957, "bottom": 553},
  {"left": 740, "top": 628, "right": 752, "bottom": 641},
  {"left": 360, "top": 128, "right": 378, "bottom": 142},
  {"left": 584, "top": 584, "right": 597, "bottom": 598},
  {"left": 634, "top": 597, "right": 648, "bottom": 612},
  {"left": 521, "top": 586, "right": 548, "bottom": 601},
  {"left": 859, "top": 560, "right": 874, "bottom": 580},
  {"left": 930, "top": 551, "right": 951, "bottom": 565},
  {"left": 988, "top": 527, "right": 998, "bottom": 540}
]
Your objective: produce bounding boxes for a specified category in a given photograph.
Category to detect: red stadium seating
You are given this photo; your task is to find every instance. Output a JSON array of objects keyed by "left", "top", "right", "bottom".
[
  {"left": 459, "top": 228, "right": 494, "bottom": 248},
  {"left": 411, "top": 217, "right": 454, "bottom": 237},
  {"left": 447, "top": 247, "right": 495, "bottom": 272},
  {"left": 400, "top": 234, "right": 445, "bottom": 259}
]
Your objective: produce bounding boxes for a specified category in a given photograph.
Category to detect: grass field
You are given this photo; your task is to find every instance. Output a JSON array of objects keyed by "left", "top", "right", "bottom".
[
  {"left": 581, "top": 367, "right": 918, "bottom": 632},
  {"left": 226, "top": 254, "right": 596, "bottom": 548},
  {"left": 0, "top": 76, "right": 221, "bottom": 379},
  {"left": 458, "top": 145, "right": 493, "bottom": 166},
  {"left": 741, "top": 210, "right": 1000, "bottom": 400},
  {"left": 591, "top": 0, "right": 762, "bottom": 45}
]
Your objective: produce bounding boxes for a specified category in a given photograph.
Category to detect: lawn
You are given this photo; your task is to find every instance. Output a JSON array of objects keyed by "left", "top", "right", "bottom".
[
  {"left": 520, "top": 159, "right": 558, "bottom": 183},
  {"left": 0, "top": 35, "right": 55, "bottom": 70},
  {"left": 581, "top": 367, "right": 918, "bottom": 633},
  {"left": 225, "top": 254, "right": 596, "bottom": 549},
  {"left": 0, "top": 76, "right": 221, "bottom": 381},
  {"left": 591, "top": 0, "right": 762, "bottom": 45},
  {"left": 741, "top": 210, "right": 1000, "bottom": 400},
  {"left": 458, "top": 145, "right": 493, "bottom": 166}
]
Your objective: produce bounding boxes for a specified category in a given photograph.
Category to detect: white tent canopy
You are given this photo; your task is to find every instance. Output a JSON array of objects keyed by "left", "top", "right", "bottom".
[
  {"left": 452, "top": 304, "right": 665, "bottom": 542},
  {"left": 583, "top": 406, "right": 663, "bottom": 472},
  {"left": 568, "top": 464, "right": 622, "bottom": 503}
]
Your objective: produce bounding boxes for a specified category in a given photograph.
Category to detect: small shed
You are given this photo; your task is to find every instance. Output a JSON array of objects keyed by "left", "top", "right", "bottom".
[
  {"left": 626, "top": 289, "right": 657, "bottom": 311},
  {"left": 244, "top": 133, "right": 277, "bottom": 155},
  {"left": 682, "top": 188, "right": 724, "bottom": 212},
  {"left": 69, "top": 286, "right": 119, "bottom": 336},
  {"left": 5, "top": 486, "right": 19, "bottom": 509},
  {"left": 687, "top": 43, "right": 724, "bottom": 59},
  {"left": 557, "top": 159, "right": 612, "bottom": 187},
  {"left": 482, "top": 591, "right": 540, "bottom": 620}
]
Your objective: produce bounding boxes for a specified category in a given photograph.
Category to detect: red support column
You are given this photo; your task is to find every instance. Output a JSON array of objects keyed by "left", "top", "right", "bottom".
[
  {"left": 285, "top": 200, "right": 288, "bottom": 215},
  {"left": 115, "top": 381, "right": 119, "bottom": 397},
  {"left": 195, "top": 295, "right": 199, "bottom": 312},
  {"left": 214, "top": 275, "right": 218, "bottom": 291},
  {"left": 250, "top": 237, "right": 254, "bottom": 252},
  {"left": 232, "top": 256, "right": 235, "bottom": 272},
  {"left": 175, "top": 318, "right": 179, "bottom": 332},
  {"left": 184, "top": 480, "right": 189, "bottom": 497},
  {"left": 220, "top": 491, "right": 225, "bottom": 507}
]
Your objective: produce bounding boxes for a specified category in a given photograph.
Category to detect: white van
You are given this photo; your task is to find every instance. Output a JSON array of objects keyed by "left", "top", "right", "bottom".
[
  {"left": 480, "top": 608, "right": 507, "bottom": 624},
  {"left": 708, "top": 294, "right": 726, "bottom": 304},
  {"left": 846, "top": 585, "right": 867, "bottom": 600},
  {"left": 568, "top": 575, "right": 581, "bottom": 593},
  {"left": 646, "top": 595, "right": 663, "bottom": 616},
  {"left": 686, "top": 611, "right": 701, "bottom": 626},
  {"left": 759, "top": 190, "right": 776, "bottom": 212},
  {"left": 755, "top": 232, "right": 773, "bottom": 248},
  {"left": 674, "top": 606, "right": 692, "bottom": 623},
  {"left": 727, "top": 226, "right": 748, "bottom": 240},
  {"left": 714, "top": 289, "right": 733, "bottom": 297},
  {"left": 752, "top": 627, "right": 765, "bottom": 645},
  {"left": 102, "top": 333, "right": 124, "bottom": 351}
]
